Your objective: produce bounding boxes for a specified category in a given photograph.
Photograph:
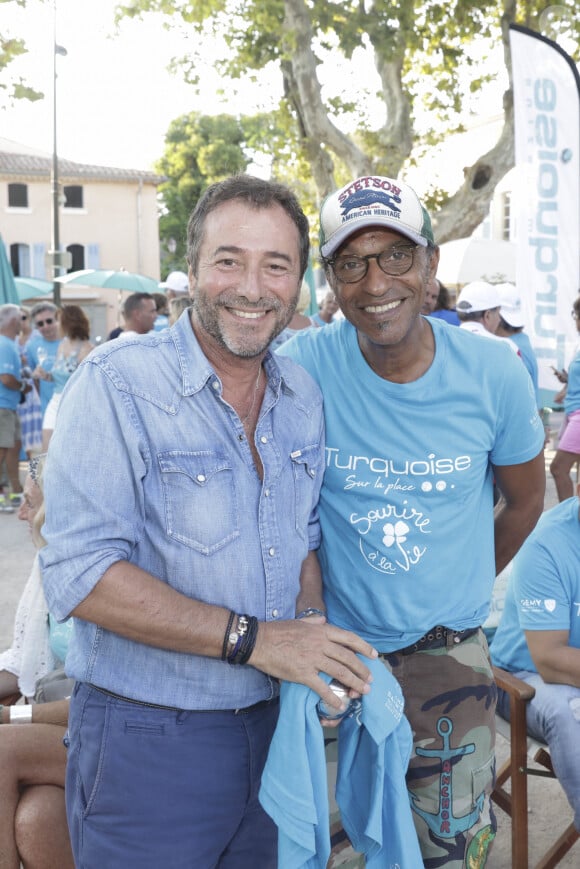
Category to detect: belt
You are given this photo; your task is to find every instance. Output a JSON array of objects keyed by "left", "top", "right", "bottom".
[
  {"left": 379, "top": 625, "right": 480, "bottom": 659},
  {"left": 88, "top": 684, "right": 279, "bottom": 716}
]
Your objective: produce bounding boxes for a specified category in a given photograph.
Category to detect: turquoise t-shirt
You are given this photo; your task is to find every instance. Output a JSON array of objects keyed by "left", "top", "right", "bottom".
[
  {"left": 48, "top": 614, "right": 74, "bottom": 665},
  {"left": 51, "top": 351, "right": 81, "bottom": 395},
  {"left": 280, "top": 317, "right": 545, "bottom": 650},
  {"left": 27, "top": 336, "right": 61, "bottom": 413},
  {"left": 564, "top": 349, "right": 580, "bottom": 414},
  {"left": 510, "top": 331, "right": 540, "bottom": 408},
  {"left": 491, "top": 497, "right": 580, "bottom": 673},
  {"left": 0, "top": 335, "right": 21, "bottom": 410}
]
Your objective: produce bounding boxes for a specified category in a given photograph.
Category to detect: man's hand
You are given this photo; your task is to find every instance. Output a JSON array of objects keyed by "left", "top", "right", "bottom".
[{"left": 248, "top": 618, "right": 377, "bottom": 712}]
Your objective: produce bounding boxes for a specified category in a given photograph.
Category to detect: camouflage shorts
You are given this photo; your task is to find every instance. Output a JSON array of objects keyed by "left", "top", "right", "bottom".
[{"left": 326, "top": 628, "right": 497, "bottom": 868}]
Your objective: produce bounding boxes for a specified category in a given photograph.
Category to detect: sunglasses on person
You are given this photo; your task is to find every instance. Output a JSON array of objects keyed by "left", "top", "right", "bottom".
[{"left": 35, "top": 318, "right": 55, "bottom": 327}]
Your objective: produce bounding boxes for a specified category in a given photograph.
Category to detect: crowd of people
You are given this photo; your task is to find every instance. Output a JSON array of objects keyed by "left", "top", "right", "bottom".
[{"left": 1, "top": 170, "right": 579, "bottom": 868}]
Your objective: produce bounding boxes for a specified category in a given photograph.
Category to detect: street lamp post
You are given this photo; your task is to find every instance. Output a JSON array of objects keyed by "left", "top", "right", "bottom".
[{"left": 50, "top": 2, "right": 67, "bottom": 305}]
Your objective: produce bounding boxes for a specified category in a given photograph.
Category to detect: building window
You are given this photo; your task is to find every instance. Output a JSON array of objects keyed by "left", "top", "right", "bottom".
[
  {"left": 64, "top": 185, "right": 83, "bottom": 208},
  {"left": 67, "top": 243, "right": 85, "bottom": 272},
  {"left": 10, "top": 243, "right": 30, "bottom": 276},
  {"left": 8, "top": 183, "right": 28, "bottom": 208},
  {"left": 501, "top": 193, "right": 511, "bottom": 241}
]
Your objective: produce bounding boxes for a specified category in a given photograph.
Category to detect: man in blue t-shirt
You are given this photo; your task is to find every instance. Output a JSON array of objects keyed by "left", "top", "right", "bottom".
[
  {"left": 280, "top": 174, "right": 546, "bottom": 867},
  {"left": 495, "top": 282, "right": 540, "bottom": 408},
  {"left": 26, "top": 302, "right": 61, "bottom": 415},
  {"left": 491, "top": 486, "right": 580, "bottom": 834},
  {"left": 0, "top": 304, "right": 29, "bottom": 509}
]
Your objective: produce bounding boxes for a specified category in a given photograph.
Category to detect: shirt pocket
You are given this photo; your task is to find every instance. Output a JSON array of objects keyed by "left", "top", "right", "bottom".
[
  {"left": 158, "top": 450, "right": 239, "bottom": 554},
  {"left": 290, "top": 444, "right": 320, "bottom": 542}
]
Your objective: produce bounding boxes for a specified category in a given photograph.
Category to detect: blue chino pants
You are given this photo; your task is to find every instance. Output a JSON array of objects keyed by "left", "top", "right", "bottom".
[{"left": 65, "top": 682, "right": 279, "bottom": 868}]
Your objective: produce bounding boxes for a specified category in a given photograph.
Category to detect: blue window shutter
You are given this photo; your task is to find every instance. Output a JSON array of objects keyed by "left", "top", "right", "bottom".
[
  {"left": 19, "top": 244, "right": 31, "bottom": 275},
  {"left": 87, "top": 244, "right": 100, "bottom": 268},
  {"left": 32, "top": 243, "right": 46, "bottom": 278}
]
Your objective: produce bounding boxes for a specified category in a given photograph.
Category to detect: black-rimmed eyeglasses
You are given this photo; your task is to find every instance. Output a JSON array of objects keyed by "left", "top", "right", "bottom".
[
  {"left": 35, "top": 318, "right": 55, "bottom": 327},
  {"left": 325, "top": 243, "right": 418, "bottom": 284}
]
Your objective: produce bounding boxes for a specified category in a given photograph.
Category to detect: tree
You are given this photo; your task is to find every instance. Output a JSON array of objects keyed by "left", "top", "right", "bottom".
[
  {"left": 155, "top": 112, "right": 250, "bottom": 273},
  {"left": 0, "top": 0, "right": 43, "bottom": 103},
  {"left": 119, "top": 0, "right": 580, "bottom": 243}
]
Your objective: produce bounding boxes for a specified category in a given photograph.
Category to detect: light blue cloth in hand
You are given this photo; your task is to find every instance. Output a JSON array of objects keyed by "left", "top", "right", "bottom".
[{"left": 259, "top": 656, "right": 422, "bottom": 868}]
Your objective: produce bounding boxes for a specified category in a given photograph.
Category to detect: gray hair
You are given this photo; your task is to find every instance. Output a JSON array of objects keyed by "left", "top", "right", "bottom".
[
  {"left": 0, "top": 304, "right": 21, "bottom": 329},
  {"left": 186, "top": 174, "right": 310, "bottom": 280},
  {"left": 30, "top": 301, "right": 58, "bottom": 320}
]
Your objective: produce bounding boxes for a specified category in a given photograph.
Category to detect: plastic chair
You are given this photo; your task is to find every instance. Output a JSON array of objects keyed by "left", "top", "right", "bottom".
[{"left": 492, "top": 666, "right": 579, "bottom": 868}]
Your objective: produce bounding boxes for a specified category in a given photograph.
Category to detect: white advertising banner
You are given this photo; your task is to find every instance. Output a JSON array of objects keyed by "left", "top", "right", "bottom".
[{"left": 509, "top": 24, "right": 580, "bottom": 394}]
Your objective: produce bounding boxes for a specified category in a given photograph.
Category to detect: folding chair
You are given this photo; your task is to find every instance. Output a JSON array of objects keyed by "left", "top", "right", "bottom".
[{"left": 492, "top": 666, "right": 579, "bottom": 868}]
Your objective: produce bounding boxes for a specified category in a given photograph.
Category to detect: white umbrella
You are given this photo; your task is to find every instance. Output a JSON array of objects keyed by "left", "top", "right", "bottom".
[
  {"left": 56, "top": 269, "right": 159, "bottom": 294},
  {"left": 437, "top": 238, "right": 516, "bottom": 287}
]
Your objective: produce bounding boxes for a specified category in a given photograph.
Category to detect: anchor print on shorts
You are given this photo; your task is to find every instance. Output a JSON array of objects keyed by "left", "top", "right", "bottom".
[{"left": 411, "top": 717, "right": 485, "bottom": 838}]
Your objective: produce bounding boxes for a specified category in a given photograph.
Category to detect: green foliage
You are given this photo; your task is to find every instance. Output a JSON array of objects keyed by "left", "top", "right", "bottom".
[
  {"left": 0, "top": 3, "right": 44, "bottom": 103},
  {"left": 155, "top": 111, "right": 250, "bottom": 272},
  {"left": 122, "top": 0, "right": 580, "bottom": 245}
]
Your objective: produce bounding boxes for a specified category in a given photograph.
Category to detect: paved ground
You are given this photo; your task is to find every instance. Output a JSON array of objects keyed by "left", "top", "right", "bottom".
[{"left": 1, "top": 438, "right": 578, "bottom": 867}]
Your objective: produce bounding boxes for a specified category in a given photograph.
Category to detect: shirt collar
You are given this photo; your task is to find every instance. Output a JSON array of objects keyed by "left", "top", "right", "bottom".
[{"left": 170, "top": 310, "right": 293, "bottom": 400}]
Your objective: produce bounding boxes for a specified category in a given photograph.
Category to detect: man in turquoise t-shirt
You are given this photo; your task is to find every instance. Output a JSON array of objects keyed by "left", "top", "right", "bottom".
[
  {"left": 280, "top": 174, "right": 546, "bottom": 867},
  {"left": 0, "top": 304, "right": 28, "bottom": 509},
  {"left": 491, "top": 485, "right": 580, "bottom": 835},
  {"left": 27, "top": 302, "right": 61, "bottom": 415}
]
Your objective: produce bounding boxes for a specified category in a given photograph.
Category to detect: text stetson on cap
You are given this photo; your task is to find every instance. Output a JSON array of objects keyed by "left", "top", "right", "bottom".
[{"left": 319, "top": 176, "right": 435, "bottom": 259}]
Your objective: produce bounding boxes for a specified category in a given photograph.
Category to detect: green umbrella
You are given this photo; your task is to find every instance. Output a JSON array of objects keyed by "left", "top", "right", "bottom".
[
  {"left": 57, "top": 268, "right": 160, "bottom": 294},
  {"left": 14, "top": 277, "right": 55, "bottom": 302},
  {"left": 0, "top": 235, "right": 19, "bottom": 305}
]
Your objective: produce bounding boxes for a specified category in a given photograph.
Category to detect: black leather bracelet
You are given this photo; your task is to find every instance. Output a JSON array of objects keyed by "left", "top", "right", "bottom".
[
  {"left": 221, "top": 610, "right": 237, "bottom": 661},
  {"left": 238, "top": 616, "right": 259, "bottom": 665},
  {"left": 227, "top": 614, "right": 249, "bottom": 664}
]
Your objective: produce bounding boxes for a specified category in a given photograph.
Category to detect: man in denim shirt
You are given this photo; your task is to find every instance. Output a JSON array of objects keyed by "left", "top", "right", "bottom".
[{"left": 40, "top": 175, "right": 376, "bottom": 868}]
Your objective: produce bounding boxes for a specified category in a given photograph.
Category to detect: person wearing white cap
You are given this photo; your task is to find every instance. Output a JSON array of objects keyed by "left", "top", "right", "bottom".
[
  {"left": 456, "top": 281, "right": 519, "bottom": 356},
  {"left": 280, "top": 174, "right": 546, "bottom": 867},
  {"left": 495, "top": 283, "right": 540, "bottom": 407},
  {"left": 159, "top": 270, "right": 189, "bottom": 300}
]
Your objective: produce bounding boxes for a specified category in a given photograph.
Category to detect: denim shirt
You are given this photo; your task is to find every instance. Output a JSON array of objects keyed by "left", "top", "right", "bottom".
[{"left": 40, "top": 311, "right": 324, "bottom": 710}]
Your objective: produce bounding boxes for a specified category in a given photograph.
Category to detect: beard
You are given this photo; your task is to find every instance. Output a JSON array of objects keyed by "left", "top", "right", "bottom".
[{"left": 192, "top": 290, "right": 298, "bottom": 358}]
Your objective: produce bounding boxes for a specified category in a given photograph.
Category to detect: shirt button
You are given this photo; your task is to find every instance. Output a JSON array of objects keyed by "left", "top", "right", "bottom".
[
  {"left": 260, "top": 436, "right": 268, "bottom": 444},
  {"left": 269, "top": 547, "right": 275, "bottom": 557},
  {"left": 272, "top": 609, "right": 279, "bottom": 618},
  {"left": 264, "top": 488, "right": 270, "bottom": 497},
  {"left": 197, "top": 474, "right": 206, "bottom": 482},
  {"left": 211, "top": 380, "right": 219, "bottom": 390}
]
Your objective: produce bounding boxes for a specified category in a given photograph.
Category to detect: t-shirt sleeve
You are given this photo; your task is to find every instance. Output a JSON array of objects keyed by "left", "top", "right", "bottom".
[
  {"left": 511, "top": 539, "right": 572, "bottom": 632},
  {"left": 490, "top": 349, "right": 545, "bottom": 466}
]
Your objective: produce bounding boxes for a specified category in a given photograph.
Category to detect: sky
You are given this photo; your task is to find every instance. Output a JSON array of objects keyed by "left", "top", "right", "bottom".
[
  {"left": 1, "top": 0, "right": 283, "bottom": 171},
  {"left": 1, "top": 0, "right": 518, "bottom": 192}
]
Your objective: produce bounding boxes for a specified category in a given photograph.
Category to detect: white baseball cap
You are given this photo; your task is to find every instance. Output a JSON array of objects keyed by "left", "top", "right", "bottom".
[
  {"left": 456, "top": 281, "right": 501, "bottom": 314},
  {"left": 497, "top": 282, "right": 525, "bottom": 328},
  {"left": 159, "top": 270, "right": 189, "bottom": 294},
  {"left": 319, "top": 175, "right": 434, "bottom": 258}
]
